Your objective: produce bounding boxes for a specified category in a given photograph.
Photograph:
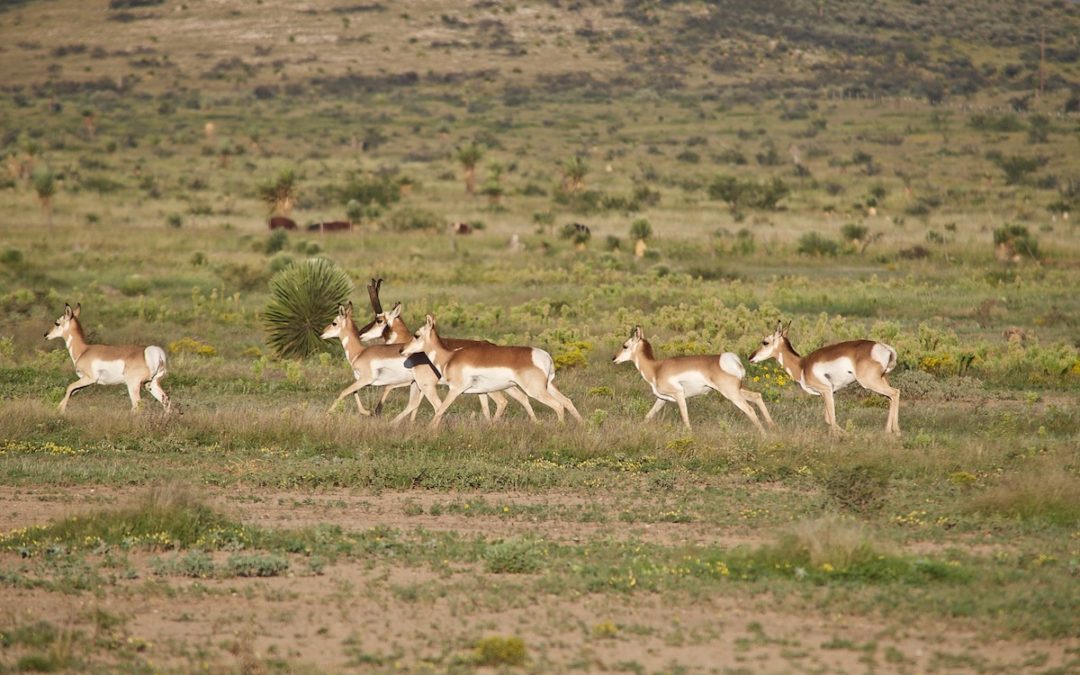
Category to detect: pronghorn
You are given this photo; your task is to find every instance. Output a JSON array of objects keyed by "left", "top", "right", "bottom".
[
  {"left": 356, "top": 279, "right": 534, "bottom": 423},
  {"left": 398, "top": 314, "right": 582, "bottom": 427},
  {"left": 44, "top": 303, "right": 171, "bottom": 413},
  {"left": 749, "top": 321, "right": 900, "bottom": 435},
  {"left": 320, "top": 301, "right": 441, "bottom": 420},
  {"left": 612, "top": 326, "right": 773, "bottom": 434}
]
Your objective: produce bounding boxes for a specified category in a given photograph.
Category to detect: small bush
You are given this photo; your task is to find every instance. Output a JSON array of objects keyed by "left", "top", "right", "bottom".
[
  {"left": 165, "top": 212, "right": 182, "bottom": 229},
  {"left": 483, "top": 538, "right": 543, "bottom": 574},
  {"left": 473, "top": 636, "right": 527, "bottom": 667},
  {"left": 225, "top": 553, "right": 288, "bottom": 577},
  {"left": 840, "top": 223, "right": 868, "bottom": 243},
  {"left": 383, "top": 206, "right": 442, "bottom": 232},
  {"left": 263, "top": 258, "right": 353, "bottom": 359},
  {"left": 264, "top": 229, "right": 288, "bottom": 255},
  {"left": 993, "top": 224, "right": 1039, "bottom": 260},
  {"left": 797, "top": 232, "right": 840, "bottom": 256},
  {"left": 1, "top": 248, "right": 24, "bottom": 265}
]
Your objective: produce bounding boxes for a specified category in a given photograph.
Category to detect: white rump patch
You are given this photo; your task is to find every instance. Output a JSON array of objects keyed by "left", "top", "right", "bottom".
[
  {"left": 530, "top": 348, "right": 555, "bottom": 380},
  {"left": 718, "top": 352, "right": 745, "bottom": 380},
  {"left": 92, "top": 359, "right": 128, "bottom": 385},
  {"left": 872, "top": 343, "right": 897, "bottom": 374},
  {"left": 144, "top": 346, "right": 167, "bottom": 378}
]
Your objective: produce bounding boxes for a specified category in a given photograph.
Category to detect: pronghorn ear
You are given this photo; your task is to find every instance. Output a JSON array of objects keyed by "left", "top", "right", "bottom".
[
  {"left": 425, "top": 314, "right": 436, "bottom": 329},
  {"left": 63, "top": 304, "right": 73, "bottom": 318},
  {"left": 782, "top": 320, "right": 791, "bottom": 337},
  {"left": 73, "top": 303, "right": 81, "bottom": 318},
  {"left": 389, "top": 302, "right": 402, "bottom": 320},
  {"left": 774, "top": 319, "right": 783, "bottom": 335},
  {"left": 337, "top": 304, "right": 347, "bottom": 316},
  {"left": 633, "top": 325, "right": 643, "bottom": 340}
]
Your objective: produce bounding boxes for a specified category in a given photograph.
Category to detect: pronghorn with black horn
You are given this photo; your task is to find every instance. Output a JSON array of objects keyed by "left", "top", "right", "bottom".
[
  {"left": 358, "top": 279, "right": 535, "bottom": 423},
  {"left": 398, "top": 314, "right": 581, "bottom": 427},
  {"left": 44, "top": 303, "right": 171, "bottom": 413},
  {"left": 749, "top": 320, "right": 900, "bottom": 435},
  {"left": 612, "top": 326, "right": 773, "bottom": 434},
  {"left": 320, "top": 300, "right": 441, "bottom": 419}
]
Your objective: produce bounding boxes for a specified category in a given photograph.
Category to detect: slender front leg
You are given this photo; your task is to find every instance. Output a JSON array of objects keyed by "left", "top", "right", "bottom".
[
  {"left": 59, "top": 376, "right": 96, "bottom": 412},
  {"left": 429, "top": 386, "right": 466, "bottom": 428},
  {"left": 329, "top": 378, "right": 374, "bottom": 415},
  {"left": 643, "top": 398, "right": 666, "bottom": 421},
  {"left": 820, "top": 388, "right": 843, "bottom": 435},
  {"left": 673, "top": 391, "right": 692, "bottom": 430}
]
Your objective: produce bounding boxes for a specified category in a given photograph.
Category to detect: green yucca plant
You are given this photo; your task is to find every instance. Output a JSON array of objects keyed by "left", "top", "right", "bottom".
[{"left": 263, "top": 258, "right": 353, "bottom": 359}]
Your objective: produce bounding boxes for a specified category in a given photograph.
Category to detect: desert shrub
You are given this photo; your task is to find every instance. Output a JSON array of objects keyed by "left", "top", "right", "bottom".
[
  {"left": 840, "top": 223, "right": 868, "bottom": 242},
  {"left": 993, "top": 224, "right": 1039, "bottom": 260},
  {"left": 263, "top": 258, "right": 353, "bottom": 359},
  {"left": 384, "top": 207, "right": 442, "bottom": 232},
  {"left": 991, "top": 154, "right": 1048, "bottom": 185},
  {"left": 823, "top": 464, "right": 890, "bottom": 515},
  {"left": 1, "top": 249, "right": 23, "bottom": 265},
  {"left": 264, "top": 229, "right": 288, "bottom": 255},
  {"left": 629, "top": 218, "right": 652, "bottom": 241},
  {"left": 165, "top": 212, "right": 182, "bottom": 229},
  {"left": 484, "top": 538, "right": 543, "bottom": 574},
  {"left": 473, "top": 636, "right": 527, "bottom": 667},
  {"left": 968, "top": 113, "right": 1024, "bottom": 133},
  {"left": 332, "top": 170, "right": 405, "bottom": 209},
  {"left": 225, "top": 553, "right": 288, "bottom": 577},
  {"left": 797, "top": 232, "right": 840, "bottom": 256},
  {"left": 708, "top": 175, "right": 789, "bottom": 211}
]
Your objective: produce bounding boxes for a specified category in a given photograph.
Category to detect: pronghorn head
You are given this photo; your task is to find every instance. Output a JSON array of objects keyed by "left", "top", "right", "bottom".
[
  {"left": 358, "top": 302, "right": 402, "bottom": 342},
  {"left": 612, "top": 326, "right": 644, "bottom": 364},
  {"left": 749, "top": 320, "right": 791, "bottom": 363},
  {"left": 399, "top": 313, "right": 436, "bottom": 357},
  {"left": 320, "top": 301, "right": 354, "bottom": 340},
  {"left": 45, "top": 303, "right": 80, "bottom": 340}
]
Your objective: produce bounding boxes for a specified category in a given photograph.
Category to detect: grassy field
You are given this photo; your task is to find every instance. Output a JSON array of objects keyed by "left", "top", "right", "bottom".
[{"left": 1, "top": 0, "right": 1079, "bottom": 672}]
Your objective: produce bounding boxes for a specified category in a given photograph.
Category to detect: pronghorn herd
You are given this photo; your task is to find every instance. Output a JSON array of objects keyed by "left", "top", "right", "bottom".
[{"left": 44, "top": 281, "right": 902, "bottom": 435}]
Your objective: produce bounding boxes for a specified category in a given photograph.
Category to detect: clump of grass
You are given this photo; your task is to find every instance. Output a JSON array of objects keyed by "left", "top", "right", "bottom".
[
  {"left": 772, "top": 515, "right": 882, "bottom": 570},
  {"left": 225, "top": 553, "right": 289, "bottom": 577},
  {"left": 822, "top": 464, "right": 890, "bottom": 515},
  {"left": 797, "top": 231, "right": 840, "bottom": 256},
  {"left": 966, "top": 471, "right": 1080, "bottom": 526},
  {"left": 472, "top": 636, "right": 527, "bottom": 666},
  {"left": 0, "top": 484, "right": 246, "bottom": 554},
  {"left": 483, "top": 538, "right": 543, "bottom": 574}
]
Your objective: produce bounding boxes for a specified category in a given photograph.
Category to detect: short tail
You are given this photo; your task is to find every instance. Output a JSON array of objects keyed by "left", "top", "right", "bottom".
[
  {"left": 144, "top": 345, "right": 168, "bottom": 379},
  {"left": 718, "top": 352, "right": 746, "bottom": 380},
  {"left": 873, "top": 343, "right": 898, "bottom": 375}
]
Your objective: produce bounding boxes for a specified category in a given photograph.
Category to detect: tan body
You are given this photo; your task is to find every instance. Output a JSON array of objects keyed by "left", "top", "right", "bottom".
[
  {"left": 399, "top": 315, "right": 582, "bottom": 428},
  {"left": 750, "top": 322, "right": 900, "bottom": 435},
  {"left": 359, "top": 300, "right": 535, "bottom": 423},
  {"left": 613, "top": 327, "right": 773, "bottom": 434},
  {"left": 44, "top": 304, "right": 170, "bottom": 413}
]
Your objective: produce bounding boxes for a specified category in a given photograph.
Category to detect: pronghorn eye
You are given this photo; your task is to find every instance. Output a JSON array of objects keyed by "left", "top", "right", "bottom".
[{"left": 762, "top": 340, "right": 768, "bottom": 345}]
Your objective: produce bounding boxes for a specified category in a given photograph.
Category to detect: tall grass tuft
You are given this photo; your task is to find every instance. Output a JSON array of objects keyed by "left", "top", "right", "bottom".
[
  {"left": 262, "top": 258, "right": 353, "bottom": 359},
  {"left": 966, "top": 470, "right": 1080, "bottom": 526}
]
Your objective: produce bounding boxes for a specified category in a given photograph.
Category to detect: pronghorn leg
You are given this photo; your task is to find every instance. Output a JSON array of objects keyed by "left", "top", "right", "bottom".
[
  {"left": 859, "top": 375, "right": 901, "bottom": 435},
  {"left": 330, "top": 378, "right": 374, "bottom": 415},
  {"left": 126, "top": 379, "right": 143, "bottom": 412},
  {"left": 59, "top": 377, "right": 96, "bottom": 412},
  {"left": 501, "top": 387, "right": 537, "bottom": 421},
  {"left": 375, "top": 383, "right": 409, "bottom": 417},
  {"left": 673, "top": 391, "right": 692, "bottom": 430},
  {"left": 740, "top": 389, "right": 774, "bottom": 430},
  {"left": 147, "top": 376, "right": 171, "bottom": 413},
  {"left": 392, "top": 383, "right": 425, "bottom": 425},
  {"left": 820, "top": 388, "right": 843, "bottom": 435},
  {"left": 644, "top": 398, "right": 666, "bottom": 421},
  {"left": 720, "top": 389, "right": 766, "bottom": 436},
  {"left": 479, "top": 394, "right": 495, "bottom": 421},
  {"left": 429, "top": 386, "right": 466, "bottom": 428},
  {"left": 518, "top": 374, "right": 565, "bottom": 422},
  {"left": 546, "top": 382, "right": 583, "bottom": 422}
]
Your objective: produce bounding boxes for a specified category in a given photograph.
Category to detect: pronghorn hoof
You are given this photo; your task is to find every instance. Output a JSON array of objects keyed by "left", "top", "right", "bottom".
[{"left": 374, "top": 403, "right": 383, "bottom": 417}]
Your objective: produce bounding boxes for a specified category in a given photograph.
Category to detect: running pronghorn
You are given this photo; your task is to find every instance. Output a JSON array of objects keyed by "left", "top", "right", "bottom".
[
  {"left": 749, "top": 321, "right": 900, "bottom": 435},
  {"left": 612, "top": 326, "right": 774, "bottom": 434},
  {"left": 398, "top": 314, "right": 582, "bottom": 427},
  {"left": 44, "top": 303, "right": 171, "bottom": 413},
  {"left": 354, "top": 279, "right": 535, "bottom": 423},
  {"left": 320, "top": 301, "right": 441, "bottom": 420}
]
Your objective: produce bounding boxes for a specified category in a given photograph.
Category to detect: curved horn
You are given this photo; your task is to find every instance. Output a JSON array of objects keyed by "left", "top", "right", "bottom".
[{"left": 367, "top": 278, "right": 384, "bottom": 314}]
